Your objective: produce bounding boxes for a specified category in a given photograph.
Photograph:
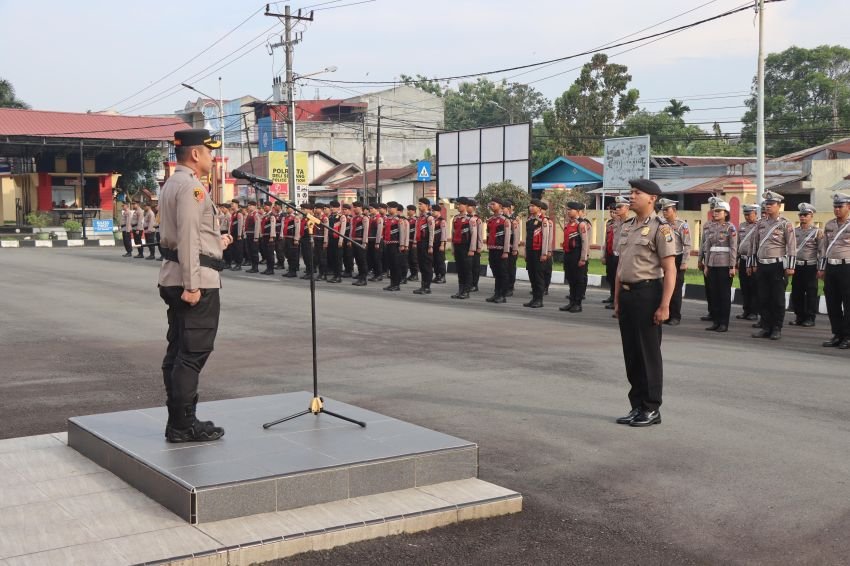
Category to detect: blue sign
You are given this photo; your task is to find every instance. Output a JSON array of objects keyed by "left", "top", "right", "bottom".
[
  {"left": 92, "top": 219, "right": 114, "bottom": 233},
  {"left": 258, "top": 117, "right": 287, "bottom": 154},
  {"left": 416, "top": 160, "right": 432, "bottom": 182}
]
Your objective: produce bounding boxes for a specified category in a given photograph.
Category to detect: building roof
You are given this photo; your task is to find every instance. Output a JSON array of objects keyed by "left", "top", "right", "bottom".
[
  {"left": 589, "top": 174, "right": 805, "bottom": 195},
  {"left": 0, "top": 108, "right": 186, "bottom": 140},
  {"left": 257, "top": 99, "right": 367, "bottom": 123},
  {"left": 532, "top": 156, "right": 603, "bottom": 180},
  {"left": 232, "top": 150, "right": 342, "bottom": 185},
  {"left": 774, "top": 137, "right": 850, "bottom": 162},
  {"left": 311, "top": 163, "right": 361, "bottom": 185},
  {"left": 651, "top": 156, "right": 755, "bottom": 167},
  {"left": 328, "top": 165, "right": 418, "bottom": 190}
]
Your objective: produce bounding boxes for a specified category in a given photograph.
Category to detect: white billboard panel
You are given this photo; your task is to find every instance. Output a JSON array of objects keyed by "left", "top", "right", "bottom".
[
  {"left": 603, "top": 135, "right": 650, "bottom": 189},
  {"left": 437, "top": 122, "right": 531, "bottom": 199}
]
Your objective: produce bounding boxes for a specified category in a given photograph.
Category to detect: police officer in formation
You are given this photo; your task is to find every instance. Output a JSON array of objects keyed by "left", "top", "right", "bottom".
[
  {"left": 790, "top": 202, "right": 822, "bottom": 327},
  {"left": 602, "top": 197, "right": 630, "bottom": 308},
  {"left": 560, "top": 201, "right": 590, "bottom": 313},
  {"left": 735, "top": 204, "right": 760, "bottom": 322},
  {"left": 819, "top": 192, "right": 850, "bottom": 349},
  {"left": 450, "top": 197, "right": 477, "bottom": 300},
  {"left": 485, "top": 197, "right": 512, "bottom": 303},
  {"left": 701, "top": 199, "right": 737, "bottom": 332},
  {"left": 524, "top": 198, "right": 551, "bottom": 308}
]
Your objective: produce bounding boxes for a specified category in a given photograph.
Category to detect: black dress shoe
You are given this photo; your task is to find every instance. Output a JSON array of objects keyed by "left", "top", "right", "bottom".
[
  {"left": 700, "top": 315, "right": 713, "bottom": 321},
  {"left": 800, "top": 320, "right": 815, "bottom": 328},
  {"left": 714, "top": 324, "right": 728, "bottom": 332},
  {"left": 122, "top": 252, "right": 132, "bottom": 257},
  {"left": 752, "top": 321, "right": 763, "bottom": 328},
  {"left": 769, "top": 330, "right": 782, "bottom": 340},
  {"left": 469, "top": 286, "right": 479, "bottom": 293},
  {"left": 567, "top": 304, "right": 582, "bottom": 313},
  {"left": 559, "top": 302, "right": 574, "bottom": 312},
  {"left": 735, "top": 313, "right": 748, "bottom": 320},
  {"left": 406, "top": 275, "right": 419, "bottom": 282},
  {"left": 602, "top": 297, "right": 613, "bottom": 304},
  {"left": 752, "top": 329, "right": 771, "bottom": 338},
  {"left": 523, "top": 300, "right": 543, "bottom": 308},
  {"left": 745, "top": 313, "right": 759, "bottom": 321},
  {"left": 839, "top": 339, "right": 850, "bottom": 350},
  {"left": 247, "top": 268, "right": 259, "bottom": 273},
  {"left": 352, "top": 280, "right": 367, "bottom": 286},
  {"left": 616, "top": 408, "right": 641, "bottom": 424},
  {"left": 630, "top": 410, "right": 661, "bottom": 427},
  {"left": 327, "top": 277, "right": 341, "bottom": 283},
  {"left": 605, "top": 303, "right": 614, "bottom": 310},
  {"left": 262, "top": 269, "right": 275, "bottom": 275},
  {"left": 300, "top": 274, "right": 312, "bottom": 280},
  {"left": 231, "top": 265, "right": 242, "bottom": 271},
  {"left": 664, "top": 319, "right": 681, "bottom": 326},
  {"left": 413, "top": 288, "right": 431, "bottom": 295},
  {"left": 486, "top": 295, "right": 498, "bottom": 303},
  {"left": 492, "top": 296, "right": 506, "bottom": 304},
  {"left": 823, "top": 336, "right": 842, "bottom": 347},
  {"left": 705, "top": 323, "right": 720, "bottom": 331},
  {"left": 282, "top": 272, "right": 297, "bottom": 278},
  {"left": 383, "top": 285, "right": 400, "bottom": 291},
  {"left": 145, "top": 255, "right": 156, "bottom": 260},
  {"left": 788, "top": 320, "right": 800, "bottom": 326},
  {"left": 504, "top": 289, "right": 513, "bottom": 297}
]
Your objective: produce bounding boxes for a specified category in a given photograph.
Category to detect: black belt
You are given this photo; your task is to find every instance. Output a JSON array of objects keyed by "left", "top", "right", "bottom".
[
  {"left": 160, "top": 248, "right": 225, "bottom": 271},
  {"left": 621, "top": 279, "right": 660, "bottom": 291}
]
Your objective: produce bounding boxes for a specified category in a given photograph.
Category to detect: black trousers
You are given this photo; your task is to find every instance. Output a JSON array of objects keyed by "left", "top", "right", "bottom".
[
  {"left": 221, "top": 233, "right": 231, "bottom": 264},
  {"left": 670, "top": 254, "right": 685, "bottom": 321},
  {"left": 262, "top": 236, "right": 275, "bottom": 271},
  {"left": 618, "top": 279, "right": 663, "bottom": 412},
  {"left": 315, "top": 239, "right": 327, "bottom": 276},
  {"left": 507, "top": 252, "right": 517, "bottom": 290},
  {"left": 275, "top": 238, "right": 285, "bottom": 267},
  {"left": 471, "top": 252, "right": 481, "bottom": 288},
  {"left": 156, "top": 231, "right": 162, "bottom": 259},
  {"left": 605, "top": 255, "right": 619, "bottom": 299},
  {"left": 327, "top": 240, "right": 341, "bottom": 278},
  {"left": 542, "top": 255, "right": 553, "bottom": 291},
  {"left": 367, "top": 240, "right": 382, "bottom": 276},
  {"left": 488, "top": 249, "right": 508, "bottom": 297},
  {"left": 407, "top": 245, "right": 419, "bottom": 277},
  {"left": 738, "top": 257, "right": 758, "bottom": 316},
  {"left": 284, "top": 239, "right": 299, "bottom": 273},
  {"left": 122, "top": 231, "right": 132, "bottom": 253},
  {"left": 703, "top": 269, "right": 713, "bottom": 315},
  {"left": 791, "top": 264, "right": 818, "bottom": 323},
  {"left": 417, "top": 242, "right": 433, "bottom": 288},
  {"left": 144, "top": 232, "right": 156, "bottom": 257},
  {"left": 343, "top": 242, "right": 354, "bottom": 274},
  {"left": 756, "top": 261, "right": 787, "bottom": 331},
  {"left": 707, "top": 266, "right": 733, "bottom": 326},
  {"left": 354, "top": 244, "right": 368, "bottom": 282},
  {"left": 230, "top": 237, "right": 243, "bottom": 266},
  {"left": 527, "top": 249, "right": 544, "bottom": 301},
  {"left": 247, "top": 238, "right": 260, "bottom": 270},
  {"left": 824, "top": 264, "right": 850, "bottom": 338},
  {"left": 563, "top": 251, "right": 587, "bottom": 305},
  {"left": 386, "top": 243, "right": 402, "bottom": 286},
  {"left": 133, "top": 230, "right": 143, "bottom": 255},
  {"left": 300, "top": 238, "right": 313, "bottom": 274},
  {"left": 433, "top": 243, "right": 446, "bottom": 279},
  {"left": 454, "top": 243, "right": 471, "bottom": 292},
  {"left": 159, "top": 286, "right": 219, "bottom": 421}
]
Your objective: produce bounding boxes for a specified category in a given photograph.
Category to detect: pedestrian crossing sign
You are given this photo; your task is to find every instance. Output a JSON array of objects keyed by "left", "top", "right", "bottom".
[{"left": 416, "top": 160, "right": 432, "bottom": 182}]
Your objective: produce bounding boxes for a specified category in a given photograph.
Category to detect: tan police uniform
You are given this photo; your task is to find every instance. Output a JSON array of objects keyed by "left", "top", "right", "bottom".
[
  {"left": 818, "top": 192, "right": 850, "bottom": 347},
  {"left": 790, "top": 203, "right": 822, "bottom": 326}
]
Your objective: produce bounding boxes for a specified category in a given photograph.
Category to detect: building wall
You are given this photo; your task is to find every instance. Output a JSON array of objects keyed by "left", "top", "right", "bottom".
[{"left": 802, "top": 159, "right": 850, "bottom": 210}]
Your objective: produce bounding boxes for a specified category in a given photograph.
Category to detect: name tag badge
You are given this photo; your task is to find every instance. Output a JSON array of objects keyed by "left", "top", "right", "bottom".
[{"left": 640, "top": 227, "right": 650, "bottom": 236}]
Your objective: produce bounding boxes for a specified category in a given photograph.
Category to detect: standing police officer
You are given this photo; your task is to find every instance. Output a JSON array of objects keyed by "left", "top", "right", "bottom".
[
  {"left": 485, "top": 198, "right": 512, "bottom": 304},
  {"left": 157, "top": 129, "right": 228, "bottom": 443},
  {"left": 658, "top": 198, "right": 691, "bottom": 325},
  {"left": 603, "top": 197, "right": 630, "bottom": 308},
  {"left": 559, "top": 201, "right": 589, "bottom": 313},
  {"left": 451, "top": 197, "right": 476, "bottom": 300},
  {"left": 701, "top": 199, "right": 737, "bottom": 332},
  {"left": 614, "top": 179, "right": 677, "bottom": 428},
  {"left": 790, "top": 203, "right": 822, "bottom": 327},
  {"left": 818, "top": 192, "right": 850, "bottom": 349},
  {"left": 524, "top": 198, "right": 550, "bottom": 308},
  {"left": 735, "top": 204, "right": 760, "bottom": 322}
]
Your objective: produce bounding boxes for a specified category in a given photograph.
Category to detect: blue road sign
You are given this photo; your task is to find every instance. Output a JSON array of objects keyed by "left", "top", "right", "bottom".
[
  {"left": 92, "top": 219, "right": 114, "bottom": 233},
  {"left": 416, "top": 160, "right": 432, "bottom": 182}
]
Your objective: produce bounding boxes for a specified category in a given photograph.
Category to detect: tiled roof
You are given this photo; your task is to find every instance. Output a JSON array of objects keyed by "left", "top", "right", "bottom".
[
  {"left": 775, "top": 137, "right": 850, "bottom": 161},
  {"left": 311, "top": 163, "right": 360, "bottom": 185},
  {"left": 563, "top": 156, "right": 604, "bottom": 176},
  {"left": 328, "top": 166, "right": 418, "bottom": 190},
  {"left": 0, "top": 108, "right": 187, "bottom": 140},
  {"left": 273, "top": 100, "right": 367, "bottom": 122}
]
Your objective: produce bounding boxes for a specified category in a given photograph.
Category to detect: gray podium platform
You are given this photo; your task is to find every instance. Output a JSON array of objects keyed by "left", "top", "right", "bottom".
[{"left": 68, "top": 392, "right": 478, "bottom": 524}]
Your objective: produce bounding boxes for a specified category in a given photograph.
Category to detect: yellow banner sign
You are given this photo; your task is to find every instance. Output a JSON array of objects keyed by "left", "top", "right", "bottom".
[{"left": 268, "top": 151, "right": 308, "bottom": 186}]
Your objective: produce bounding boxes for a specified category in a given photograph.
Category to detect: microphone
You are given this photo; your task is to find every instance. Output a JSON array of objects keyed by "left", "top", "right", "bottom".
[{"left": 231, "top": 169, "right": 274, "bottom": 185}]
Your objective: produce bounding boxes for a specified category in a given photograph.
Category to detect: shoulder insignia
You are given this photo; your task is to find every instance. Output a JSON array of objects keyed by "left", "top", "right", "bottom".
[
  {"left": 659, "top": 224, "right": 671, "bottom": 236},
  {"left": 729, "top": 225, "right": 737, "bottom": 233},
  {"left": 193, "top": 187, "right": 205, "bottom": 202}
]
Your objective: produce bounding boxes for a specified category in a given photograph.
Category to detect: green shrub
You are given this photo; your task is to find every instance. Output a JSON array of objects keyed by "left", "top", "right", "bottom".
[
  {"left": 25, "top": 212, "right": 51, "bottom": 228},
  {"left": 63, "top": 220, "right": 83, "bottom": 232}
]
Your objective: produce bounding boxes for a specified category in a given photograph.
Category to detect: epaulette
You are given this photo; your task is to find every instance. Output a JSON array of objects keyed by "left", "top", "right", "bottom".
[{"left": 655, "top": 216, "right": 669, "bottom": 225}]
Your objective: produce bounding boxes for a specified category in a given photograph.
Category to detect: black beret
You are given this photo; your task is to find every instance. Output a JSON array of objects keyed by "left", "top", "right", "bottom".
[
  {"left": 378, "top": 202, "right": 388, "bottom": 209},
  {"left": 342, "top": 203, "right": 352, "bottom": 209},
  {"left": 352, "top": 201, "right": 363, "bottom": 208},
  {"left": 456, "top": 197, "right": 468, "bottom": 205},
  {"left": 418, "top": 197, "right": 431, "bottom": 205},
  {"left": 539, "top": 201, "right": 548, "bottom": 211},
  {"left": 567, "top": 201, "right": 585, "bottom": 210},
  {"left": 503, "top": 199, "right": 514, "bottom": 208},
  {"left": 490, "top": 197, "right": 504, "bottom": 206},
  {"left": 467, "top": 199, "right": 477, "bottom": 207},
  {"left": 247, "top": 200, "right": 257, "bottom": 206},
  {"left": 406, "top": 204, "right": 416, "bottom": 211},
  {"left": 387, "top": 201, "right": 400, "bottom": 209},
  {"left": 529, "top": 198, "right": 544, "bottom": 208},
  {"left": 329, "top": 200, "right": 340, "bottom": 207},
  {"left": 628, "top": 178, "right": 662, "bottom": 196},
  {"left": 173, "top": 128, "right": 221, "bottom": 149},
  {"left": 301, "top": 202, "right": 314, "bottom": 209}
]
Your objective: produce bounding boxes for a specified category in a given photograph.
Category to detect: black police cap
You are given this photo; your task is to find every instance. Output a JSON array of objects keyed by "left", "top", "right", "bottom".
[
  {"left": 173, "top": 128, "right": 221, "bottom": 149},
  {"left": 530, "top": 198, "right": 544, "bottom": 208},
  {"left": 418, "top": 197, "right": 431, "bottom": 205},
  {"left": 628, "top": 178, "right": 662, "bottom": 196},
  {"left": 406, "top": 204, "right": 416, "bottom": 211},
  {"left": 567, "top": 201, "right": 585, "bottom": 210}
]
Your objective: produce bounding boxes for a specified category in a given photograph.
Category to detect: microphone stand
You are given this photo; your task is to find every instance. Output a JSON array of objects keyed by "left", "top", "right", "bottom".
[{"left": 246, "top": 180, "right": 367, "bottom": 430}]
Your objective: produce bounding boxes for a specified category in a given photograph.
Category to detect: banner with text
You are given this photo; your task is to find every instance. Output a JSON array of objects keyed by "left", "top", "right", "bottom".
[
  {"left": 603, "top": 135, "right": 650, "bottom": 189},
  {"left": 268, "top": 151, "right": 309, "bottom": 204}
]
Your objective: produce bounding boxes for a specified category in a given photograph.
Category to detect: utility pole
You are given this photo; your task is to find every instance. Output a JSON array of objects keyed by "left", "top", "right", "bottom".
[
  {"left": 219, "top": 77, "right": 225, "bottom": 202},
  {"left": 375, "top": 104, "right": 382, "bottom": 203},
  {"left": 80, "top": 140, "right": 87, "bottom": 240},
  {"left": 362, "top": 111, "right": 368, "bottom": 205},
  {"left": 265, "top": 4, "right": 314, "bottom": 204},
  {"left": 756, "top": 0, "right": 766, "bottom": 208}
]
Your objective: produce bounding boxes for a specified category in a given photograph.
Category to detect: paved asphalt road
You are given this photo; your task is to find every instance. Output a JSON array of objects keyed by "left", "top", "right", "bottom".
[{"left": 1, "top": 248, "right": 848, "bottom": 566}]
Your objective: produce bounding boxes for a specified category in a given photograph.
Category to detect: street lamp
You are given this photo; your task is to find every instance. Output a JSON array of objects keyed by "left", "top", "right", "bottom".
[
  {"left": 181, "top": 81, "right": 226, "bottom": 202},
  {"left": 488, "top": 101, "right": 514, "bottom": 124}
]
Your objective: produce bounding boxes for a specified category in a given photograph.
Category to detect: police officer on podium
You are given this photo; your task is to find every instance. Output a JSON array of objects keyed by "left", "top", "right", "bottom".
[
  {"left": 158, "top": 129, "right": 230, "bottom": 443},
  {"left": 614, "top": 179, "right": 677, "bottom": 428}
]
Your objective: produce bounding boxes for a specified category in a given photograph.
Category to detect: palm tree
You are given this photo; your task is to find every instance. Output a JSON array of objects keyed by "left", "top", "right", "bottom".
[
  {"left": 664, "top": 98, "right": 690, "bottom": 120},
  {"left": 0, "top": 78, "right": 30, "bottom": 109}
]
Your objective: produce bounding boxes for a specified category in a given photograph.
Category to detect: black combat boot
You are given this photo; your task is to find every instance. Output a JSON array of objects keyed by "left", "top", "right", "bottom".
[{"left": 166, "top": 397, "right": 224, "bottom": 443}]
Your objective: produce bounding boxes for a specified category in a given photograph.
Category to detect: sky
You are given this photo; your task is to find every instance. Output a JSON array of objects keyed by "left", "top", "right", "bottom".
[{"left": 2, "top": 0, "right": 850, "bottom": 135}]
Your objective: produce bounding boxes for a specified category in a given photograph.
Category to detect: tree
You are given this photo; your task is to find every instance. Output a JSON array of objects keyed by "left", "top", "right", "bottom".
[
  {"left": 543, "top": 188, "right": 591, "bottom": 232},
  {"left": 0, "top": 78, "right": 29, "bottom": 109},
  {"left": 474, "top": 180, "right": 530, "bottom": 221},
  {"left": 663, "top": 99, "right": 691, "bottom": 119},
  {"left": 741, "top": 45, "right": 850, "bottom": 156},
  {"left": 541, "top": 53, "right": 639, "bottom": 156},
  {"left": 399, "top": 74, "right": 446, "bottom": 98},
  {"left": 115, "top": 150, "right": 163, "bottom": 200},
  {"left": 618, "top": 110, "right": 706, "bottom": 155}
]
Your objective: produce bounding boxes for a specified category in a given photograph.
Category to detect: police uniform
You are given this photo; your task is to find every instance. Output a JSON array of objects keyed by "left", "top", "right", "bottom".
[
  {"left": 698, "top": 198, "right": 719, "bottom": 321},
  {"left": 560, "top": 202, "right": 590, "bottom": 312},
  {"left": 120, "top": 205, "right": 133, "bottom": 256},
  {"left": 367, "top": 207, "right": 384, "bottom": 281},
  {"left": 470, "top": 202, "right": 484, "bottom": 292},
  {"left": 451, "top": 198, "right": 473, "bottom": 299},
  {"left": 818, "top": 192, "right": 850, "bottom": 349},
  {"left": 746, "top": 191, "right": 796, "bottom": 340},
  {"left": 735, "top": 205, "right": 760, "bottom": 321},
  {"left": 524, "top": 198, "right": 550, "bottom": 308},
  {"left": 615, "top": 179, "right": 677, "bottom": 427},
  {"left": 228, "top": 206, "right": 244, "bottom": 270},
  {"left": 503, "top": 203, "right": 520, "bottom": 295},
  {"left": 382, "top": 203, "right": 404, "bottom": 290},
  {"left": 604, "top": 197, "right": 629, "bottom": 306},
  {"left": 658, "top": 198, "right": 691, "bottom": 324},
  {"left": 432, "top": 208, "right": 448, "bottom": 284},
  {"left": 413, "top": 199, "right": 436, "bottom": 294},
  {"left": 143, "top": 206, "right": 157, "bottom": 259},
  {"left": 325, "top": 201, "right": 345, "bottom": 282},
  {"left": 701, "top": 199, "right": 737, "bottom": 331},
  {"left": 244, "top": 204, "right": 261, "bottom": 273},
  {"left": 280, "top": 209, "right": 301, "bottom": 277},
  {"left": 541, "top": 201, "right": 554, "bottom": 295},
  {"left": 342, "top": 205, "right": 355, "bottom": 277},
  {"left": 298, "top": 203, "right": 317, "bottom": 279},
  {"left": 157, "top": 128, "right": 226, "bottom": 443},
  {"left": 132, "top": 203, "right": 145, "bottom": 258},
  {"left": 789, "top": 203, "right": 822, "bottom": 327},
  {"left": 485, "top": 198, "right": 512, "bottom": 303},
  {"left": 405, "top": 206, "right": 420, "bottom": 281}
]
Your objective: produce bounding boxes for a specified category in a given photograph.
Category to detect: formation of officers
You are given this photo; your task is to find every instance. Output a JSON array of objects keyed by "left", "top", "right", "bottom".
[{"left": 124, "top": 187, "right": 850, "bottom": 352}]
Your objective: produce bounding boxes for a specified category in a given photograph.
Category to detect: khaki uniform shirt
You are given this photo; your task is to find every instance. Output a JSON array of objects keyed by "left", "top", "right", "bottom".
[
  {"left": 747, "top": 216, "right": 796, "bottom": 269},
  {"left": 702, "top": 222, "right": 737, "bottom": 268},
  {"left": 737, "top": 220, "right": 758, "bottom": 262},
  {"left": 672, "top": 218, "right": 692, "bottom": 267},
  {"left": 699, "top": 220, "right": 717, "bottom": 264},
  {"left": 616, "top": 212, "right": 677, "bottom": 282},
  {"left": 818, "top": 218, "right": 850, "bottom": 269},
  {"left": 131, "top": 208, "right": 143, "bottom": 230},
  {"left": 794, "top": 226, "right": 822, "bottom": 264},
  {"left": 121, "top": 209, "right": 132, "bottom": 232},
  {"left": 157, "top": 165, "right": 222, "bottom": 290},
  {"left": 143, "top": 209, "right": 156, "bottom": 232}
]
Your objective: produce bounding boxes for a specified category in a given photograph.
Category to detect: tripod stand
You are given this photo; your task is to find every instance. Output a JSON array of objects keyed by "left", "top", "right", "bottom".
[{"left": 235, "top": 176, "right": 366, "bottom": 429}]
